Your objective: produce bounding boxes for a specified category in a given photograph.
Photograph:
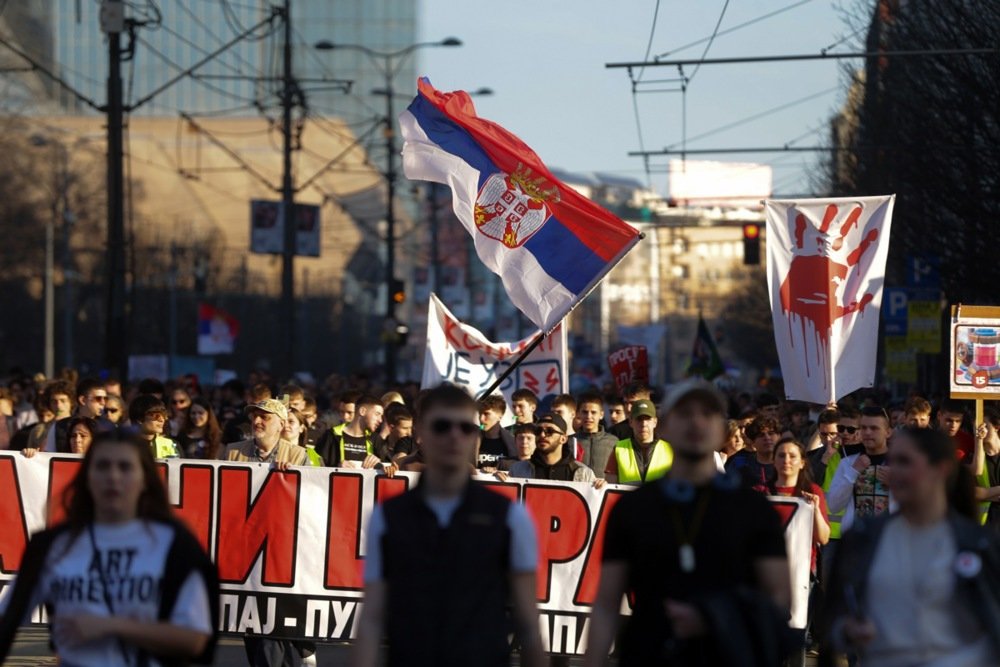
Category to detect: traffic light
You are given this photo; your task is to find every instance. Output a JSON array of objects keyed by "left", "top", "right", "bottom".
[
  {"left": 391, "top": 278, "right": 406, "bottom": 304},
  {"left": 743, "top": 223, "right": 761, "bottom": 265}
]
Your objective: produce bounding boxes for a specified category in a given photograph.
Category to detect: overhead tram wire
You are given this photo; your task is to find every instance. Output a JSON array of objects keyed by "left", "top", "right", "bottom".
[
  {"left": 685, "top": 0, "right": 730, "bottom": 85},
  {"left": 177, "top": 0, "right": 271, "bottom": 82},
  {"left": 657, "top": 0, "right": 815, "bottom": 58},
  {"left": 607, "top": 47, "right": 1000, "bottom": 70},
  {"left": 635, "top": 0, "right": 662, "bottom": 83}
]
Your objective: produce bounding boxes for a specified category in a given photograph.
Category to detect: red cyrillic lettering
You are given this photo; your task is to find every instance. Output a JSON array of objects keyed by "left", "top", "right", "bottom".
[
  {"left": 46, "top": 458, "right": 81, "bottom": 527},
  {"left": 524, "top": 485, "right": 590, "bottom": 603},
  {"left": 325, "top": 473, "right": 364, "bottom": 590},
  {"left": 573, "top": 489, "right": 626, "bottom": 606},
  {"left": 215, "top": 467, "right": 300, "bottom": 586},
  {"left": 168, "top": 464, "right": 214, "bottom": 551},
  {"left": 0, "top": 457, "right": 28, "bottom": 573}
]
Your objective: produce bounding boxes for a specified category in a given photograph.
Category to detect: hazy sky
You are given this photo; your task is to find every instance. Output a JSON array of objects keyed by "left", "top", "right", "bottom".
[{"left": 417, "top": 0, "right": 864, "bottom": 198}]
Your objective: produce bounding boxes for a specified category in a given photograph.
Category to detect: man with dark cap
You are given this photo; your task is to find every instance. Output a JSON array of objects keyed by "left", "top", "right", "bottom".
[
  {"left": 604, "top": 399, "right": 673, "bottom": 485},
  {"left": 508, "top": 413, "right": 597, "bottom": 483}
]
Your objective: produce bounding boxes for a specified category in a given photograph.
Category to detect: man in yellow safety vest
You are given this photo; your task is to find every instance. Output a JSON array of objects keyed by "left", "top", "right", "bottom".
[{"left": 604, "top": 400, "right": 673, "bottom": 484}]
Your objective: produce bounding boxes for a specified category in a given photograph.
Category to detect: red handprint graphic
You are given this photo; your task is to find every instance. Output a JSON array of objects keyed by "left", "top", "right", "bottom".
[{"left": 777, "top": 203, "right": 880, "bottom": 387}]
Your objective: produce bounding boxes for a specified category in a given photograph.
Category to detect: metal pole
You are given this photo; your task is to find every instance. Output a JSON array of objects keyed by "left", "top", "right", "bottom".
[
  {"left": 168, "top": 243, "right": 178, "bottom": 375},
  {"left": 429, "top": 183, "right": 440, "bottom": 295},
  {"left": 384, "top": 64, "right": 398, "bottom": 385},
  {"left": 106, "top": 26, "right": 127, "bottom": 379},
  {"left": 61, "top": 157, "right": 74, "bottom": 370},
  {"left": 279, "top": 0, "right": 296, "bottom": 378},
  {"left": 44, "top": 206, "right": 54, "bottom": 379}
]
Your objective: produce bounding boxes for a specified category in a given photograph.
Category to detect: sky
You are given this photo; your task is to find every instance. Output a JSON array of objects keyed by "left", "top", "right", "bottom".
[{"left": 417, "top": 0, "right": 865, "bottom": 198}]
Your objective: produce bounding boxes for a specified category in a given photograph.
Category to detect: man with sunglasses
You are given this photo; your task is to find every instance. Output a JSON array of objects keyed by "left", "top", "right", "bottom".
[
  {"left": 354, "top": 384, "right": 545, "bottom": 667},
  {"left": 49, "top": 377, "right": 114, "bottom": 453},
  {"left": 508, "top": 413, "right": 597, "bottom": 483}
]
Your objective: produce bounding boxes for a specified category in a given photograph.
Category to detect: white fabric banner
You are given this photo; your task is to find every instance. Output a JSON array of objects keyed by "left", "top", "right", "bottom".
[
  {"left": 765, "top": 196, "right": 895, "bottom": 404},
  {"left": 421, "top": 293, "right": 567, "bottom": 415},
  {"left": 0, "top": 454, "right": 813, "bottom": 654}
]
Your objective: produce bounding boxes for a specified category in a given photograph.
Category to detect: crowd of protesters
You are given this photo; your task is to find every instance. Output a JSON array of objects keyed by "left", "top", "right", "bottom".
[{"left": 3, "top": 365, "right": 1000, "bottom": 666}]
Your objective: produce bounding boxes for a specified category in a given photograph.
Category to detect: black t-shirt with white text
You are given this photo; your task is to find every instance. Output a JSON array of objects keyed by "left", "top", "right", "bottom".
[
  {"left": 341, "top": 432, "right": 369, "bottom": 462},
  {"left": 478, "top": 435, "right": 506, "bottom": 469}
]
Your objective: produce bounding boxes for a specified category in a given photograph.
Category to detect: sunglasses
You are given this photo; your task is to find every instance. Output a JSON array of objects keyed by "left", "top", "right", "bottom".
[
  {"left": 106, "top": 408, "right": 120, "bottom": 414},
  {"left": 538, "top": 427, "right": 565, "bottom": 437},
  {"left": 837, "top": 425, "right": 859, "bottom": 434},
  {"left": 430, "top": 418, "right": 479, "bottom": 436}
]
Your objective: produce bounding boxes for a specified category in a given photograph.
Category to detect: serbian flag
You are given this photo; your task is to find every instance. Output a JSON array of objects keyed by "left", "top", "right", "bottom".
[
  {"left": 765, "top": 196, "right": 894, "bottom": 404},
  {"left": 400, "top": 78, "right": 641, "bottom": 332},
  {"left": 197, "top": 304, "right": 239, "bottom": 355}
]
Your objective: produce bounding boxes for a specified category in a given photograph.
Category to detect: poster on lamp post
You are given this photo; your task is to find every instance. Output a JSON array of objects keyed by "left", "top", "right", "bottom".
[{"left": 950, "top": 305, "right": 1000, "bottom": 400}]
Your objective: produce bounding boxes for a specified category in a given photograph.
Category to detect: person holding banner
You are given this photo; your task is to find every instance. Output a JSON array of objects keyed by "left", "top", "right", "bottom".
[
  {"left": 585, "top": 379, "right": 793, "bottom": 667},
  {"left": 823, "top": 427, "right": 1000, "bottom": 666},
  {"left": 0, "top": 431, "right": 219, "bottom": 666},
  {"left": 507, "top": 413, "right": 597, "bottom": 483},
  {"left": 575, "top": 392, "right": 618, "bottom": 479},
  {"left": 353, "top": 384, "right": 545, "bottom": 667}
]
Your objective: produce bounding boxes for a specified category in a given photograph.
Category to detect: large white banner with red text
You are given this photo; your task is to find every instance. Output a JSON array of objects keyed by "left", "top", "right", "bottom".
[
  {"left": 422, "top": 293, "right": 567, "bottom": 415},
  {"left": 765, "top": 196, "right": 894, "bottom": 404},
  {"left": 0, "top": 454, "right": 812, "bottom": 653}
]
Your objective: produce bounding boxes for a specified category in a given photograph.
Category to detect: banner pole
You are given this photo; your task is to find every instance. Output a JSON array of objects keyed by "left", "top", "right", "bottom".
[{"left": 478, "top": 331, "right": 547, "bottom": 399}]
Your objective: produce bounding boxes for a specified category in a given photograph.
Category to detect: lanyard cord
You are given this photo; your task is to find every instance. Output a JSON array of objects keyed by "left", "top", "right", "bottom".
[{"left": 668, "top": 488, "right": 713, "bottom": 550}]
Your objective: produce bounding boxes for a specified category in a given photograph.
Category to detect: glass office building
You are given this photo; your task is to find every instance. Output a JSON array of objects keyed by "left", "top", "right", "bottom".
[{"left": 40, "top": 0, "right": 417, "bottom": 121}]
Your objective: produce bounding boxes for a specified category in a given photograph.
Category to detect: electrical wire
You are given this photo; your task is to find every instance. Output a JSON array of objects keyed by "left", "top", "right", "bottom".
[
  {"left": 176, "top": 0, "right": 267, "bottom": 83},
  {"left": 657, "top": 0, "right": 814, "bottom": 58},
  {"left": 635, "top": 0, "right": 662, "bottom": 82},
  {"left": 686, "top": 0, "right": 730, "bottom": 85}
]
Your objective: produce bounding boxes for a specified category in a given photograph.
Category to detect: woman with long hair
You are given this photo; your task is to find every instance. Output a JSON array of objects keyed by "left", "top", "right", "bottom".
[
  {"left": 178, "top": 396, "right": 223, "bottom": 460},
  {"left": 283, "top": 407, "right": 307, "bottom": 447},
  {"left": 0, "top": 432, "right": 219, "bottom": 665},
  {"left": 720, "top": 419, "right": 746, "bottom": 463},
  {"left": 21, "top": 416, "right": 99, "bottom": 458},
  {"left": 771, "top": 438, "right": 830, "bottom": 551},
  {"left": 824, "top": 427, "right": 1000, "bottom": 666}
]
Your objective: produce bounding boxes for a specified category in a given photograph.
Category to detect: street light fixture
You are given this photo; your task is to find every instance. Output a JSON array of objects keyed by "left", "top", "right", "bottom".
[{"left": 315, "top": 36, "right": 461, "bottom": 385}]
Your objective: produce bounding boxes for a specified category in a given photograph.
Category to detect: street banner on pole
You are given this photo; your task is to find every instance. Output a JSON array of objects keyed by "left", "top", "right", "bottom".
[
  {"left": 950, "top": 305, "right": 1000, "bottom": 400},
  {"left": 400, "top": 78, "right": 641, "bottom": 333},
  {"left": 764, "top": 196, "right": 895, "bottom": 404},
  {"left": 422, "top": 294, "right": 566, "bottom": 419},
  {"left": 0, "top": 453, "right": 814, "bottom": 652}
]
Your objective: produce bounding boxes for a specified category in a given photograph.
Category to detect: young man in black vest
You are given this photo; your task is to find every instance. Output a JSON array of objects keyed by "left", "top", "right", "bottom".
[{"left": 354, "top": 384, "right": 545, "bottom": 667}]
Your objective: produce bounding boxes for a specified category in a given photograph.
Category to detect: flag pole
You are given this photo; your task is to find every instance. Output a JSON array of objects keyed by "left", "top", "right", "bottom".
[{"left": 478, "top": 331, "right": 548, "bottom": 399}]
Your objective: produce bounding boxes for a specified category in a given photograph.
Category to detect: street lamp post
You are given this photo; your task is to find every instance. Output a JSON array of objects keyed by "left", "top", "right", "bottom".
[{"left": 315, "top": 37, "right": 461, "bottom": 385}]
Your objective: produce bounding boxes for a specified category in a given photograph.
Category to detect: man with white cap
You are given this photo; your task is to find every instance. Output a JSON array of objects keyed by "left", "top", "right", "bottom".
[
  {"left": 585, "top": 379, "right": 792, "bottom": 667},
  {"left": 223, "top": 398, "right": 308, "bottom": 468}
]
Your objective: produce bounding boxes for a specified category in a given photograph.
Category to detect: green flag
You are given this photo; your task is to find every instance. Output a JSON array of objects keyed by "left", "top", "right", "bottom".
[{"left": 686, "top": 314, "right": 724, "bottom": 379}]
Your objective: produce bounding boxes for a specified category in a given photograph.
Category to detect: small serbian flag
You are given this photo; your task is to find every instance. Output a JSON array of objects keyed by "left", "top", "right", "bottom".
[
  {"left": 400, "top": 78, "right": 641, "bottom": 332},
  {"left": 197, "top": 304, "right": 239, "bottom": 355}
]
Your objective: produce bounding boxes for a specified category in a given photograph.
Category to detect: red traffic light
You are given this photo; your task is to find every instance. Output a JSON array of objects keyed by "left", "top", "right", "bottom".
[{"left": 743, "top": 223, "right": 761, "bottom": 240}]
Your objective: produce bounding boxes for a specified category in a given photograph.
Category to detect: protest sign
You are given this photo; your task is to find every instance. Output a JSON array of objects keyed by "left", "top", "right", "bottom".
[
  {"left": 0, "top": 454, "right": 813, "bottom": 652},
  {"left": 765, "top": 196, "right": 894, "bottom": 404},
  {"left": 422, "top": 293, "right": 566, "bottom": 415},
  {"left": 950, "top": 305, "right": 1000, "bottom": 400},
  {"left": 607, "top": 346, "right": 649, "bottom": 394}
]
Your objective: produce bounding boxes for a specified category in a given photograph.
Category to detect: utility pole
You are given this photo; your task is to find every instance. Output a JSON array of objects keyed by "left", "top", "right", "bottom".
[
  {"left": 102, "top": 0, "right": 127, "bottom": 381},
  {"left": 383, "top": 80, "right": 398, "bottom": 385},
  {"left": 429, "top": 183, "right": 440, "bottom": 294},
  {"left": 279, "top": 0, "right": 296, "bottom": 378}
]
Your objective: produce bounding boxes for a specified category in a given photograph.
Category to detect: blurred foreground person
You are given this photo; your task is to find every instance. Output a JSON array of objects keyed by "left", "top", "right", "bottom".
[
  {"left": 0, "top": 432, "right": 219, "bottom": 665},
  {"left": 823, "top": 427, "right": 1000, "bottom": 666},
  {"left": 354, "top": 384, "right": 544, "bottom": 667},
  {"left": 585, "top": 379, "right": 795, "bottom": 667}
]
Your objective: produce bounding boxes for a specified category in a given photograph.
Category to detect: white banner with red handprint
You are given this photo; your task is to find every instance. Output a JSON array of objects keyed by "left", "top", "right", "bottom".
[
  {"left": 765, "top": 196, "right": 895, "bottom": 404},
  {"left": 422, "top": 293, "right": 567, "bottom": 421}
]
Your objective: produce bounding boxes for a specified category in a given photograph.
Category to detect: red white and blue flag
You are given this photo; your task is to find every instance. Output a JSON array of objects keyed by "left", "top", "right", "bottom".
[
  {"left": 197, "top": 303, "right": 239, "bottom": 355},
  {"left": 400, "top": 78, "right": 641, "bottom": 332}
]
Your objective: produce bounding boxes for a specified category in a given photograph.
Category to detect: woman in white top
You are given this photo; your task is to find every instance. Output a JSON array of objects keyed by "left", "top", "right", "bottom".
[
  {"left": 825, "top": 427, "right": 1000, "bottom": 667},
  {"left": 0, "top": 431, "right": 218, "bottom": 666}
]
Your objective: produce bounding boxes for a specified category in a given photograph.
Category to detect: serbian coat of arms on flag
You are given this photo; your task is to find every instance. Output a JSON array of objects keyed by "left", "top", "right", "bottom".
[{"left": 399, "top": 78, "right": 640, "bottom": 333}]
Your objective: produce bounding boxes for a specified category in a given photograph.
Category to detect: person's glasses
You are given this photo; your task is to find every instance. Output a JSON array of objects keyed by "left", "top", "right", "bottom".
[
  {"left": 145, "top": 412, "right": 167, "bottom": 421},
  {"left": 92, "top": 395, "right": 108, "bottom": 402},
  {"left": 538, "top": 427, "right": 564, "bottom": 437},
  {"left": 819, "top": 431, "right": 839, "bottom": 439},
  {"left": 838, "top": 425, "right": 858, "bottom": 434},
  {"left": 430, "top": 418, "right": 479, "bottom": 436},
  {"left": 106, "top": 408, "right": 120, "bottom": 415},
  {"left": 172, "top": 399, "right": 188, "bottom": 405}
]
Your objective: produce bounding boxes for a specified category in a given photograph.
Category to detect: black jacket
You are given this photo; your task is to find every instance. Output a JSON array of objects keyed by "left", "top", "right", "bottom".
[
  {"left": 820, "top": 511, "right": 1000, "bottom": 663},
  {"left": 0, "top": 520, "right": 220, "bottom": 666}
]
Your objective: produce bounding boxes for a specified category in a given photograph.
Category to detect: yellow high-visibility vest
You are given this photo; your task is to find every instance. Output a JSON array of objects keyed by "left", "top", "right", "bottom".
[
  {"left": 822, "top": 449, "right": 844, "bottom": 539},
  {"left": 333, "top": 423, "right": 373, "bottom": 463},
  {"left": 977, "top": 465, "right": 992, "bottom": 526},
  {"left": 614, "top": 439, "right": 673, "bottom": 484}
]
